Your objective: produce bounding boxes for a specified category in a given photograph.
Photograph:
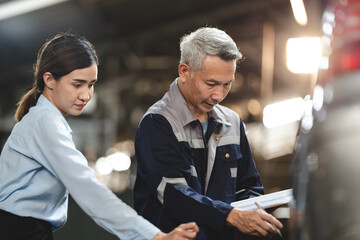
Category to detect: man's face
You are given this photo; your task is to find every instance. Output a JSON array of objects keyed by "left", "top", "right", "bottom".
[{"left": 178, "top": 55, "right": 236, "bottom": 121}]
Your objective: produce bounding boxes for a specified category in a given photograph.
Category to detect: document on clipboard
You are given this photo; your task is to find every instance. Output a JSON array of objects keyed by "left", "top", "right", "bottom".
[{"left": 230, "top": 189, "right": 293, "bottom": 210}]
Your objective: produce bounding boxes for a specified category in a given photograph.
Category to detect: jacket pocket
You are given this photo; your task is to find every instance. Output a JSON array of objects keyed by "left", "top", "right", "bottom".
[
  {"left": 216, "top": 146, "right": 242, "bottom": 167},
  {"left": 213, "top": 146, "right": 242, "bottom": 201}
]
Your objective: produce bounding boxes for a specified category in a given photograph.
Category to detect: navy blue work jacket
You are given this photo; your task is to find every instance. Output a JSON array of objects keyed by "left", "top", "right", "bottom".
[{"left": 134, "top": 79, "right": 263, "bottom": 240}]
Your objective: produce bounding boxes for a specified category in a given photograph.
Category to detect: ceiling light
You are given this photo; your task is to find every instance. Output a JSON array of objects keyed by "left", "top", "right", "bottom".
[
  {"left": 0, "top": 0, "right": 69, "bottom": 21},
  {"left": 290, "top": 0, "right": 308, "bottom": 26}
]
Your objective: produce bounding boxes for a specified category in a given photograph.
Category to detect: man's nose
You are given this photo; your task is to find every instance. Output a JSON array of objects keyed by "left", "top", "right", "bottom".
[{"left": 211, "top": 86, "right": 224, "bottom": 103}]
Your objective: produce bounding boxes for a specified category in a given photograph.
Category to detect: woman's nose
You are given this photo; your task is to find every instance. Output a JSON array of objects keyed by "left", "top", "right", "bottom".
[{"left": 79, "top": 88, "right": 92, "bottom": 101}]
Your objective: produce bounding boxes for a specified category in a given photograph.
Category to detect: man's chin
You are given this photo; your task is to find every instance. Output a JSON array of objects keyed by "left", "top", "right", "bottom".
[{"left": 202, "top": 104, "right": 215, "bottom": 112}]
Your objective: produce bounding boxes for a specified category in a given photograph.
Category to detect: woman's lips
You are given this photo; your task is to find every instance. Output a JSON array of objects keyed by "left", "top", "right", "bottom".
[{"left": 75, "top": 104, "right": 86, "bottom": 109}]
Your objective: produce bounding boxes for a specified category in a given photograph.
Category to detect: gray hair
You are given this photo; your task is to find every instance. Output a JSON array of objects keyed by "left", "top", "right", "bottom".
[{"left": 179, "top": 27, "right": 243, "bottom": 71}]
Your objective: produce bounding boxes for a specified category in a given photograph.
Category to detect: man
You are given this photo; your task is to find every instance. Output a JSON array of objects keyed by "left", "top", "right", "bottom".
[{"left": 134, "top": 27, "right": 282, "bottom": 239}]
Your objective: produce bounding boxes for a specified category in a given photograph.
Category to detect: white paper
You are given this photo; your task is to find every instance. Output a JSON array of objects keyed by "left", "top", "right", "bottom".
[{"left": 230, "top": 189, "right": 293, "bottom": 210}]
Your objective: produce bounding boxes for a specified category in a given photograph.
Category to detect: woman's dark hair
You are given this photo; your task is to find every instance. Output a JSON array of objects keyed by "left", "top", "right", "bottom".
[{"left": 14, "top": 32, "right": 99, "bottom": 122}]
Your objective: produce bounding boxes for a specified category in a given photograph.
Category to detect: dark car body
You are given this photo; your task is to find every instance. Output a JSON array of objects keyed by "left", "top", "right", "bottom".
[{"left": 290, "top": 0, "right": 360, "bottom": 239}]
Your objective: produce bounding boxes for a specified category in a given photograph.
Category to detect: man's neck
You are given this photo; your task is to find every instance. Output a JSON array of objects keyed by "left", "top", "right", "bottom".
[{"left": 196, "top": 112, "right": 208, "bottom": 122}]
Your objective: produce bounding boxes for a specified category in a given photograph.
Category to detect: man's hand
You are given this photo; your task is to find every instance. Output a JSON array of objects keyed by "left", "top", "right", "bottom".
[
  {"left": 152, "top": 222, "right": 199, "bottom": 240},
  {"left": 226, "top": 208, "right": 283, "bottom": 237}
]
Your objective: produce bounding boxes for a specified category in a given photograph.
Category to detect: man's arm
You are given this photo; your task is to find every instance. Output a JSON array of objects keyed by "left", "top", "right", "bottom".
[{"left": 227, "top": 118, "right": 283, "bottom": 237}]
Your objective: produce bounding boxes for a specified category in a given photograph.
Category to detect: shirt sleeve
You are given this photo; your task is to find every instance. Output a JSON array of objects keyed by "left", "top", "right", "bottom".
[
  {"left": 135, "top": 114, "right": 233, "bottom": 233},
  {"left": 31, "top": 112, "right": 160, "bottom": 240}
]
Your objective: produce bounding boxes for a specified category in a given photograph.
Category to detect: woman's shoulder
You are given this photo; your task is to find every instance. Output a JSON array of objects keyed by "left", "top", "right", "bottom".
[
  {"left": 19, "top": 105, "right": 68, "bottom": 134},
  {"left": 27, "top": 105, "right": 60, "bottom": 122},
  {"left": 8, "top": 106, "right": 66, "bottom": 151}
]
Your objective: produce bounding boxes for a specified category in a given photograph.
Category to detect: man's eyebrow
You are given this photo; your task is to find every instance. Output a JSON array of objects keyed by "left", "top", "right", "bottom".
[{"left": 206, "top": 79, "right": 234, "bottom": 84}]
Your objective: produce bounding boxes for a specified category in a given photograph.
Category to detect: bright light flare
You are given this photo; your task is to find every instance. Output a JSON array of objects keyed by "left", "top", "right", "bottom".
[
  {"left": 95, "top": 152, "right": 131, "bottom": 175},
  {"left": 106, "top": 152, "right": 131, "bottom": 172},
  {"left": 290, "top": 0, "right": 308, "bottom": 26},
  {"left": 263, "top": 97, "right": 306, "bottom": 128},
  {"left": 313, "top": 85, "right": 324, "bottom": 111},
  {"left": 95, "top": 157, "right": 113, "bottom": 176},
  {"left": 286, "top": 37, "right": 322, "bottom": 73}
]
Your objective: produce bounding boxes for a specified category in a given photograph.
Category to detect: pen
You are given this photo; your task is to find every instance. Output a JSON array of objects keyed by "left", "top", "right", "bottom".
[{"left": 255, "top": 201, "right": 283, "bottom": 238}]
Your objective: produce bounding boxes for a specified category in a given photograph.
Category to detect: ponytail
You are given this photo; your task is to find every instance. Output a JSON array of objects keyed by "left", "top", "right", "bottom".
[{"left": 14, "top": 87, "right": 40, "bottom": 122}]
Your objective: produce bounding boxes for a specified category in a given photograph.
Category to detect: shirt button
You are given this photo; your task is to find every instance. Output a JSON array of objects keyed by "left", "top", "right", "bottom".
[
  {"left": 225, "top": 153, "right": 230, "bottom": 158},
  {"left": 215, "top": 136, "right": 219, "bottom": 141}
]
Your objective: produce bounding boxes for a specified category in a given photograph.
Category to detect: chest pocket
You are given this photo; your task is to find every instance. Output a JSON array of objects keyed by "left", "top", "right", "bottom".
[
  {"left": 212, "top": 146, "right": 242, "bottom": 201},
  {"left": 216, "top": 146, "right": 242, "bottom": 170}
]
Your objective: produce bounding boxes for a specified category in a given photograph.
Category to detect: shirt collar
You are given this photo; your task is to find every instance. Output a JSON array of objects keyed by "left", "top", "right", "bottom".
[
  {"left": 36, "top": 95, "right": 73, "bottom": 133},
  {"left": 169, "top": 78, "right": 232, "bottom": 127}
]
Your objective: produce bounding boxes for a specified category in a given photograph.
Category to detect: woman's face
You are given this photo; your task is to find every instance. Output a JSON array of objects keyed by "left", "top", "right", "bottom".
[{"left": 48, "top": 64, "right": 98, "bottom": 117}]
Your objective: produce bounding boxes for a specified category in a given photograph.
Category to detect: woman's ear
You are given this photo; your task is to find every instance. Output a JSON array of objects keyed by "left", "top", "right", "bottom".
[
  {"left": 43, "top": 72, "right": 55, "bottom": 90},
  {"left": 178, "top": 63, "right": 191, "bottom": 83}
]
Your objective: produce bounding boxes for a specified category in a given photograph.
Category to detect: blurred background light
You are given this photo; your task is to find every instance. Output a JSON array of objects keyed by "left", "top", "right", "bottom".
[
  {"left": 247, "top": 99, "right": 262, "bottom": 116},
  {"left": 106, "top": 152, "right": 131, "bottom": 172},
  {"left": 286, "top": 37, "right": 322, "bottom": 73},
  {"left": 319, "top": 56, "right": 329, "bottom": 70},
  {"left": 322, "top": 22, "right": 333, "bottom": 36},
  {"left": 263, "top": 97, "right": 306, "bottom": 128},
  {"left": 300, "top": 95, "right": 314, "bottom": 132},
  {"left": 95, "top": 157, "right": 113, "bottom": 176},
  {"left": 95, "top": 152, "right": 131, "bottom": 175},
  {"left": 313, "top": 85, "right": 324, "bottom": 111},
  {"left": 0, "top": 0, "right": 69, "bottom": 21},
  {"left": 290, "top": 0, "right": 308, "bottom": 26}
]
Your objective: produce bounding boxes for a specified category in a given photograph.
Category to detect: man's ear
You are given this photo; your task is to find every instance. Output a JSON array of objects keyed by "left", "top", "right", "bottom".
[
  {"left": 178, "top": 63, "right": 191, "bottom": 83},
  {"left": 43, "top": 72, "right": 55, "bottom": 90}
]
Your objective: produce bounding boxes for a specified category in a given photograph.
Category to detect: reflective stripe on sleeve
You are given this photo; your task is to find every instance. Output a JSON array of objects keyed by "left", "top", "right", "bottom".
[
  {"left": 190, "top": 165, "right": 198, "bottom": 177},
  {"left": 157, "top": 177, "right": 188, "bottom": 204}
]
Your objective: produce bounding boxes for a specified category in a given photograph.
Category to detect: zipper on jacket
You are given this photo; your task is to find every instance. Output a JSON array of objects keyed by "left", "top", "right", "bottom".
[
  {"left": 198, "top": 118, "right": 220, "bottom": 195},
  {"left": 197, "top": 120, "right": 208, "bottom": 195}
]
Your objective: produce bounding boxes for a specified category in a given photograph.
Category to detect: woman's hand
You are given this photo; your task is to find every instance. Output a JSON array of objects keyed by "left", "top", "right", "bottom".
[{"left": 152, "top": 222, "right": 199, "bottom": 240}]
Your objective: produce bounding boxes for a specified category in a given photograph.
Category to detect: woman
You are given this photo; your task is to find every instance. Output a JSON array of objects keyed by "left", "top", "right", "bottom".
[{"left": 0, "top": 32, "right": 198, "bottom": 240}]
